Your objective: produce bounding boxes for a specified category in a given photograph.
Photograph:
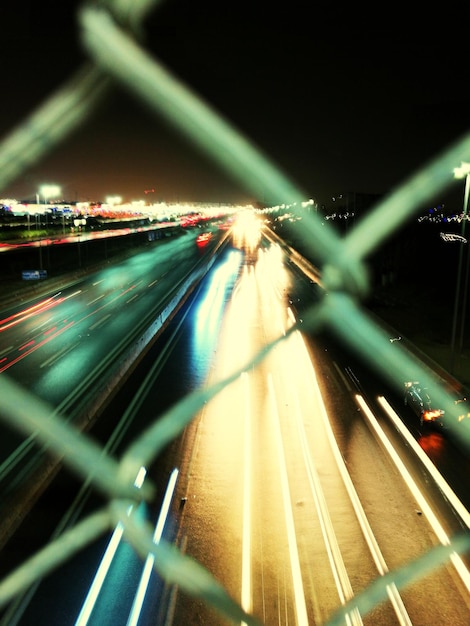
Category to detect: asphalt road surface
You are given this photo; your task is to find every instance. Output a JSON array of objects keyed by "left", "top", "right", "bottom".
[{"left": 1, "top": 221, "right": 469, "bottom": 625}]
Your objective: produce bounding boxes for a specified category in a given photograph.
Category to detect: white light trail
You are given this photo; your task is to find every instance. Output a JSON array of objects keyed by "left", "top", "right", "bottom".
[
  {"left": 0, "top": 295, "right": 64, "bottom": 332},
  {"left": 378, "top": 395, "right": 470, "bottom": 529},
  {"left": 127, "top": 467, "right": 179, "bottom": 626},
  {"left": 74, "top": 467, "right": 147, "bottom": 626},
  {"left": 74, "top": 523, "right": 125, "bottom": 626},
  {"left": 294, "top": 388, "right": 358, "bottom": 612},
  {"left": 268, "top": 374, "right": 309, "bottom": 625},
  {"left": 288, "top": 330, "right": 411, "bottom": 625},
  {"left": 241, "top": 372, "right": 252, "bottom": 620},
  {"left": 356, "top": 395, "right": 470, "bottom": 595}
]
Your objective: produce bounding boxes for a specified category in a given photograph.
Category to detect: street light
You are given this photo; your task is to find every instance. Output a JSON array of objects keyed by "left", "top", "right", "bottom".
[
  {"left": 74, "top": 217, "right": 87, "bottom": 268},
  {"left": 450, "top": 162, "right": 470, "bottom": 373},
  {"left": 38, "top": 184, "right": 61, "bottom": 270},
  {"left": 106, "top": 195, "right": 122, "bottom": 206},
  {"left": 40, "top": 184, "right": 61, "bottom": 215}
]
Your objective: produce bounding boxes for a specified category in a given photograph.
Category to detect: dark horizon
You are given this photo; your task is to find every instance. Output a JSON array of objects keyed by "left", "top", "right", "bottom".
[{"left": 0, "top": 2, "right": 469, "bottom": 209}]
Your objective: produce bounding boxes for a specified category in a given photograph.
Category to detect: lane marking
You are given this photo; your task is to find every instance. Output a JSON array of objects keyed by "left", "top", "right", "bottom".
[{"left": 89, "top": 313, "right": 111, "bottom": 331}]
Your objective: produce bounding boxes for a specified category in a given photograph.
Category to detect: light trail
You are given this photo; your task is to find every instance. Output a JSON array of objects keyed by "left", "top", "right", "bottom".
[
  {"left": 356, "top": 394, "right": 470, "bottom": 595},
  {"left": 126, "top": 468, "right": 179, "bottom": 626},
  {"left": 0, "top": 320, "right": 75, "bottom": 373},
  {"left": 293, "top": 387, "right": 360, "bottom": 621},
  {"left": 241, "top": 371, "right": 252, "bottom": 621},
  {"left": 287, "top": 328, "right": 412, "bottom": 625},
  {"left": 74, "top": 467, "right": 147, "bottom": 626},
  {"left": 378, "top": 395, "right": 470, "bottom": 529},
  {"left": 268, "top": 373, "right": 309, "bottom": 625},
  {"left": 284, "top": 330, "right": 364, "bottom": 626},
  {"left": 18, "top": 340, "right": 35, "bottom": 351},
  {"left": 0, "top": 281, "right": 141, "bottom": 374},
  {"left": 0, "top": 294, "right": 64, "bottom": 332}
]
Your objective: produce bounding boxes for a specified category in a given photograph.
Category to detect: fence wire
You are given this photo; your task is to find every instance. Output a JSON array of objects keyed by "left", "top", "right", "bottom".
[{"left": 0, "top": 1, "right": 469, "bottom": 624}]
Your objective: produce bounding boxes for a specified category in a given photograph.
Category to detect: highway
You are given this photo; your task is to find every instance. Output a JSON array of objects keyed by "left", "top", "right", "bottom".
[
  {"left": 167, "top": 234, "right": 470, "bottom": 625},
  {"left": 0, "top": 226, "right": 224, "bottom": 541},
  {"left": 0, "top": 217, "right": 469, "bottom": 625}
]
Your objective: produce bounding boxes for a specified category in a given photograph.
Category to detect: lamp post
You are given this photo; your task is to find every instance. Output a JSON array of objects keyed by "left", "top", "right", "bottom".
[
  {"left": 74, "top": 217, "right": 87, "bottom": 267},
  {"left": 449, "top": 162, "right": 470, "bottom": 374},
  {"left": 32, "top": 208, "right": 43, "bottom": 271},
  {"left": 38, "top": 184, "right": 61, "bottom": 270}
]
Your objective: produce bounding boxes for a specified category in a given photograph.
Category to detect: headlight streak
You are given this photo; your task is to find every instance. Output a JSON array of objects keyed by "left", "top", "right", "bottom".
[
  {"left": 74, "top": 467, "right": 148, "bottom": 626},
  {"left": 241, "top": 371, "right": 253, "bottom": 620},
  {"left": 255, "top": 245, "right": 289, "bottom": 339},
  {"left": 0, "top": 295, "right": 64, "bottom": 333},
  {"left": 195, "top": 249, "right": 242, "bottom": 337},
  {"left": 355, "top": 394, "right": 470, "bottom": 595},
  {"left": 290, "top": 365, "right": 360, "bottom": 624},
  {"left": 286, "top": 328, "right": 412, "bottom": 626},
  {"left": 0, "top": 291, "right": 83, "bottom": 370},
  {"left": 193, "top": 249, "right": 243, "bottom": 382},
  {"left": 126, "top": 467, "right": 179, "bottom": 626},
  {"left": 378, "top": 395, "right": 470, "bottom": 529},
  {"left": 267, "top": 373, "right": 309, "bottom": 626}
]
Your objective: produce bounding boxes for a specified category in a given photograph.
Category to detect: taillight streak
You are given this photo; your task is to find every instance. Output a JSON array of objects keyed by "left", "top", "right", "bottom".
[
  {"left": 0, "top": 284, "right": 141, "bottom": 373},
  {"left": 0, "top": 321, "right": 75, "bottom": 373},
  {"left": 43, "top": 326, "right": 58, "bottom": 335},
  {"left": 423, "top": 409, "right": 444, "bottom": 422},
  {"left": 18, "top": 340, "right": 35, "bottom": 351},
  {"left": 0, "top": 296, "right": 64, "bottom": 332}
]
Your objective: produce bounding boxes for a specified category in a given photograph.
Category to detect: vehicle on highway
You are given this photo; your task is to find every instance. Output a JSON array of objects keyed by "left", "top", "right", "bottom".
[
  {"left": 196, "top": 232, "right": 212, "bottom": 247},
  {"left": 404, "top": 379, "right": 470, "bottom": 433},
  {"left": 404, "top": 381, "right": 445, "bottom": 428}
]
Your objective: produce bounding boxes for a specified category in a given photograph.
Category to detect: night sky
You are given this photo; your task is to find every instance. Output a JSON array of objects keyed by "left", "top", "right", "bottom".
[{"left": 1, "top": 2, "right": 469, "bottom": 208}]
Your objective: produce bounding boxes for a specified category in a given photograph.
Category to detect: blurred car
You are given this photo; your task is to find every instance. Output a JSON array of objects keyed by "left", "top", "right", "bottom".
[
  {"left": 404, "top": 380, "right": 470, "bottom": 432},
  {"left": 404, "top": 381, "right": 445, "bottom": 428},
  {"left": 196, "top": 232, "right": 212, "bottom": 248}
]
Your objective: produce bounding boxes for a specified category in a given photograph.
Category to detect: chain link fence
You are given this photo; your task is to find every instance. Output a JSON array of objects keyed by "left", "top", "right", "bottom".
[{"left": 0, "top": 1, "right": 469, "bottom": 624}]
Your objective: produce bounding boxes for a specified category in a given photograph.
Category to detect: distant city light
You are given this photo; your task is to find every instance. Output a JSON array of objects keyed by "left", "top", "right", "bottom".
[{"left": 440, "top": 232, "right": 467, "bottom": 243}]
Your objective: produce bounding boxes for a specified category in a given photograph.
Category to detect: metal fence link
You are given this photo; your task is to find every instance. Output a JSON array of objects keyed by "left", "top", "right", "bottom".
[
  {"left": 0, "top": 64, "right": 111, "bottom": 193},
  {"left": 0, "top": 0, "right": 469, "bottom": 624},
  {"left": 79, "top": 6, "right": 307, "bottom": 205},
  {"left": 343, "top": 132, "right": 470, "bottom": 262}
]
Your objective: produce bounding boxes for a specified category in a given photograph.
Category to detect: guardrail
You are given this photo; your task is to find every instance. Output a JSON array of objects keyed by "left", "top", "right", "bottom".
[{"left": 0, "top": 1, "right": 469, "bottom": 624}]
